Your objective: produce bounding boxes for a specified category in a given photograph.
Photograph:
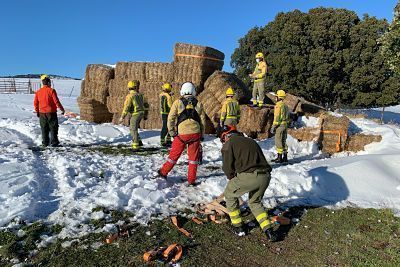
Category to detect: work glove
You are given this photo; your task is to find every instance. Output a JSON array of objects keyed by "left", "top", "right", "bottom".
[
  {"left": 118, "top": 117, "right": 124, "bottom": 123},
  {"left": 200, "top": 136, "right": 204, "bottom": 142},
  {"left": 61, "top": 110, "right": 65, "bottom": 115},
  {"left": 169, "top": 130, "right": 178, "bottom": 137},
  {"left": 36, "top": 112, "right": 40, "bottom": 118},
  {"left": 270, "top": 126, "right": 277, "bottom": 135}
]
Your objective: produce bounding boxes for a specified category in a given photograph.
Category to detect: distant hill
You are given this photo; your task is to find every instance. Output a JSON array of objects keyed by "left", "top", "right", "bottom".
[{"left": 0, "top": 74, "right": 81, "bottom": 80}]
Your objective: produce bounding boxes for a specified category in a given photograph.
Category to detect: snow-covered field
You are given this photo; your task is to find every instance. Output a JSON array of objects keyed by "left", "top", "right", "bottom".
[{"left": 1, "top": 79, "right": 399, "bottom": 239}]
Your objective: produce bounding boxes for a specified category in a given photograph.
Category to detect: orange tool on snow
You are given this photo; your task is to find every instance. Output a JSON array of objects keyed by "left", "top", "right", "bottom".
[{"left": 171, "top": 216, "right": 193, "bottom": 238}]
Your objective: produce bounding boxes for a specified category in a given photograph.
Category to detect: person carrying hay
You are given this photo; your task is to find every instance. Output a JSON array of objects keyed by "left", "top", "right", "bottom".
[
  {"left": 157, "top": 82, "right": 206, "bottom": 186},
  {"left": 270, "top": 90, "right": 290, "bottom": 163},
  {"left": 119, "top": 80, "right": 149, "bottom": 150},
  {"left": 159, "top": 83, "right": 174, "bottom": 147},
  {"left": 220, "top": 87, "right": 240, "bottom": 127},
  {"left": 249, "top": 52, "right": 267, "bottom": 107},
  {"left": 34, "top": 75, "right": 65, "bottom": 147},
  {"left": 218, "top": 125, "right": 278, "bottom": 241}
]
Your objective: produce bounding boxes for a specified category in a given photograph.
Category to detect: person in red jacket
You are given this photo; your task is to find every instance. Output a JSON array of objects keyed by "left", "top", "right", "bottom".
[{"left": 34, "top": 75, "right": 65, "bottom": 147}]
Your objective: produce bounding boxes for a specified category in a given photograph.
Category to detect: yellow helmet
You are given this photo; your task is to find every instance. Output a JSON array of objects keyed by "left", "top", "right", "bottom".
[
  {"left": 40, "top": 74, "right": 49, "bottom": 80},
  {"left": 255, "top": 52, "right": 264, "bottom": 59},
  {"left": 127, "top": 80, "right": 139, "bottom": 89},
  {"left": 226, "top": 87, "right": 235, "bottom": 96},
  {"left": 277, "top": 89, "right": 286, "bottom": 99},
  {"left": 162, "top": 83, "right": 172, "bottom": 92}
]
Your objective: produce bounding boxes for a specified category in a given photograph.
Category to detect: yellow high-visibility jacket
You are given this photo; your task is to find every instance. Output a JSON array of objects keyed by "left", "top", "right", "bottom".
[
  {"left": 159, "top": 92, "right": 173, "bottom": 115},
  {"left": 168, "top": 97, "right": 206, "bottom": 135},
  {"left": 252, "top": 61, "right": 267, "bottom": 82},
  {"left": 273, "top": 100, "right": 290, "bottom": 126},
  {"left": 220, "top": 98, "right": 241, "bottom": 122},
  {"left": 122, "top": 90, "right": 149, "bottom": 117}
]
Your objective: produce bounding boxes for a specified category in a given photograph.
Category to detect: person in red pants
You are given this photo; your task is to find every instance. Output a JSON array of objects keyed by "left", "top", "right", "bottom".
[{"left": 158, "top": 82, "right": 206, "bottom": 186}]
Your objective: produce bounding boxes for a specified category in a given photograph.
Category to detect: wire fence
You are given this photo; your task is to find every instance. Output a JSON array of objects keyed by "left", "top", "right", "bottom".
[{"left": 0, "top": 79, "right": 42, "bottom": 94}]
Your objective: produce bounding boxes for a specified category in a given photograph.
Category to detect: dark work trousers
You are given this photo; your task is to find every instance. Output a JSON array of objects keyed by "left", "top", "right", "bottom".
[
  {"left": 39, "top": 113, "right": 59, "bottom": 146},
  {"left": 160, "top": 114, "right": 171, "bottom": 145}
]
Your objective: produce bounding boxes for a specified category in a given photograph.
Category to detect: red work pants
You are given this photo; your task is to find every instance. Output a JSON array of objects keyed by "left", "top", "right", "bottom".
[{"left": 159, "top": 133, "right": 201, "bottom": 184}]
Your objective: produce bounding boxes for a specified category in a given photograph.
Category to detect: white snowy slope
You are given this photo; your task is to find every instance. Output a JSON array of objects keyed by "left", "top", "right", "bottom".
[
  {"left": 0, "top": 84, "right": 399, "bottom": 238},
  {"left": 344, "top": 104, "right": 400, "bottom": 125}
]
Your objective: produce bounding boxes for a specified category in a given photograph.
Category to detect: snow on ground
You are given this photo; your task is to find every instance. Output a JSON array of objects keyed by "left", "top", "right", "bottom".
[
  {"left": 344, "top": 104, "right": 400, "bottom": 125},
  {"left": 0, "top": 85, "right": 400, "bottom": 238}
]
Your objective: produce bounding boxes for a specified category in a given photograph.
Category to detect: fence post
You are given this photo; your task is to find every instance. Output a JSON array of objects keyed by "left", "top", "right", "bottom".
[{"left": 28, "top": 79, "right": 32, "bottom": 94}]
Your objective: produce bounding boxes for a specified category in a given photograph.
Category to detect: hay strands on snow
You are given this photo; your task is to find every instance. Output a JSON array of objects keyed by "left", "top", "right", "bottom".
[
  {"left": 171, "top": 216, "right": 193, "bottom": 238},
  {"left": 143, "top": 243, "right": 183, "bottom": 264}
]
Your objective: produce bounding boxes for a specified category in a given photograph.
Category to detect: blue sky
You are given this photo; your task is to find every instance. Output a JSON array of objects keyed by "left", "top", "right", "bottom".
[{"left": 1, "top": 0, "right": 397, "bottom": 78}]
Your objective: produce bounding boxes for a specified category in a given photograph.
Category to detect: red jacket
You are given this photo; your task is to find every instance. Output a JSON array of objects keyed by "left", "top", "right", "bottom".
[{"left": 34, "top": 86, "right": 65, "bottom": 113}]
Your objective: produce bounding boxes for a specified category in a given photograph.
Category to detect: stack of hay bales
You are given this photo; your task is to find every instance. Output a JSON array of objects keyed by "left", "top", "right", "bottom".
[
  {"left": 237, "top": 107, "right": 274, "bottom": 139},
  {"left": 345, "top": 134, "right": 382, "bottom": 152},
  {"left": 232, "top": 92, "right": 325, "bottom": 140},
  {"left": 78, "top": 64, "right": 114, "bottom": 123},
  {"left": 97, "top": 43, "right": 225, "bottom": 130},
  {"left": 198, "top": 71, "right": 251, "bottom": 127},
  {"left": 173, "top": 43, "right": 224, "bottom": 92},
  {"left": 319, "top": 113, "right": 350, "bottom": 154}
]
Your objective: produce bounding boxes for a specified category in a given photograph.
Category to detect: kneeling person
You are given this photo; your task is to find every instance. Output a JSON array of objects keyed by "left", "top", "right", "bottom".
[{"left": 220, "top": 125, "right": 278, "bottom": 241}]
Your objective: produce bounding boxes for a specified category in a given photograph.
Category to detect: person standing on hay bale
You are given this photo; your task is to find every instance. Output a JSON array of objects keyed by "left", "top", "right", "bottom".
[
  {"left": 157, "top": 82, "right": 206, "bottom": 186},
  {"left": 159, "top": 83, "right": 174, "bottom": 147},
  {"left": 220, "top": 87, "right": 241, "bottom": 127},
  {"left": 270, "top": 90, "right": 290, "bottom": 163},
  {"left": 249, "top": 52, "right": 267, "bottom": 107},
  {"left": 119, "top": 80, "right": 149, "bottom": 150},
  {"left": 219, "top": 125, "right": 278, "bottom": 241},
  {"left": 34, "top": 74, "right": 65, "bottom": 147}
]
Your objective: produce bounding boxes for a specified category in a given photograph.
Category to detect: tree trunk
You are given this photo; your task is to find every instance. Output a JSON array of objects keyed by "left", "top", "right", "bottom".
[{"left": 381, "top": 106, "right": 385, "bottom": 124}]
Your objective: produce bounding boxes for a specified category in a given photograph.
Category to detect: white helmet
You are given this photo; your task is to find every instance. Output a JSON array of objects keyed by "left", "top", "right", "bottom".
[{"left": 180, "top": 82, "right": 196, "bottom": 97}]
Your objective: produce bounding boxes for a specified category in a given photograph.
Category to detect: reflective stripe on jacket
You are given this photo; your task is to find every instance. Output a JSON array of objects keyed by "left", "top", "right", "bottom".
[
  {"left": 122, "top": 90, "right": 148, "bottom": 116},
  {"left": 159, "top": 92, "right": 173, "bottom": 114},
  {"left": 273, "top": 101, "right": 290, "bottom": 126},
  {"left": 220, "top": 98, "right": 241, "bottom": 121},
  {"left": 252, "top": 61, "right": 267, "bottom": 82}
]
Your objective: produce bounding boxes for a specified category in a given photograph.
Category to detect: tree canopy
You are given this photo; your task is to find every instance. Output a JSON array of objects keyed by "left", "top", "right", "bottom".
[
  {"left": 231, "top": 7, "right": 400, "bottom": 108},
  {"left": 380, "top": 1, "right": 400, "bottom": 75}
]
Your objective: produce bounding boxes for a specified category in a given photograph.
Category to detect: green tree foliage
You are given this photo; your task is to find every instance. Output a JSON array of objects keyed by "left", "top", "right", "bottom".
[
  {"left": 231, "top": 7, "right": 400, "bottom": 108},
  {"left": 380, "top": 1, "right": 400, "bottom": 74}
]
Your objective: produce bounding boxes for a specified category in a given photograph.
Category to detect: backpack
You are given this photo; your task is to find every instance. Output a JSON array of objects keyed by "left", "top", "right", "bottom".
[{"left": 177, "top": 97, "right": 201, "bottom": 126}]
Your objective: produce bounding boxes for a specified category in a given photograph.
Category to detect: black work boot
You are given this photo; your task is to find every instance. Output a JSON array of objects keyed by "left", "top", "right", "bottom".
[
  {"left": 282, "top": 153, "right": 288, "bottom": 163},
  {"left": 232, "top": 225, "right": 247, "bottom": 237},
  {"left": 264, "top": 228, "right": 279, "bottom": 242},
  {"left": 157, "top": 169, "right": 167, "bottom": 179},
  {"left": 273, "top": 153, "right": 283, "bottom": 163}
]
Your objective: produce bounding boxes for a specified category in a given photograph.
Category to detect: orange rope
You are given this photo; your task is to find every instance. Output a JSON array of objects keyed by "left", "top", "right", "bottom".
[{"left": 175, "top": 53, "right": 224, "bottom": 62}]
